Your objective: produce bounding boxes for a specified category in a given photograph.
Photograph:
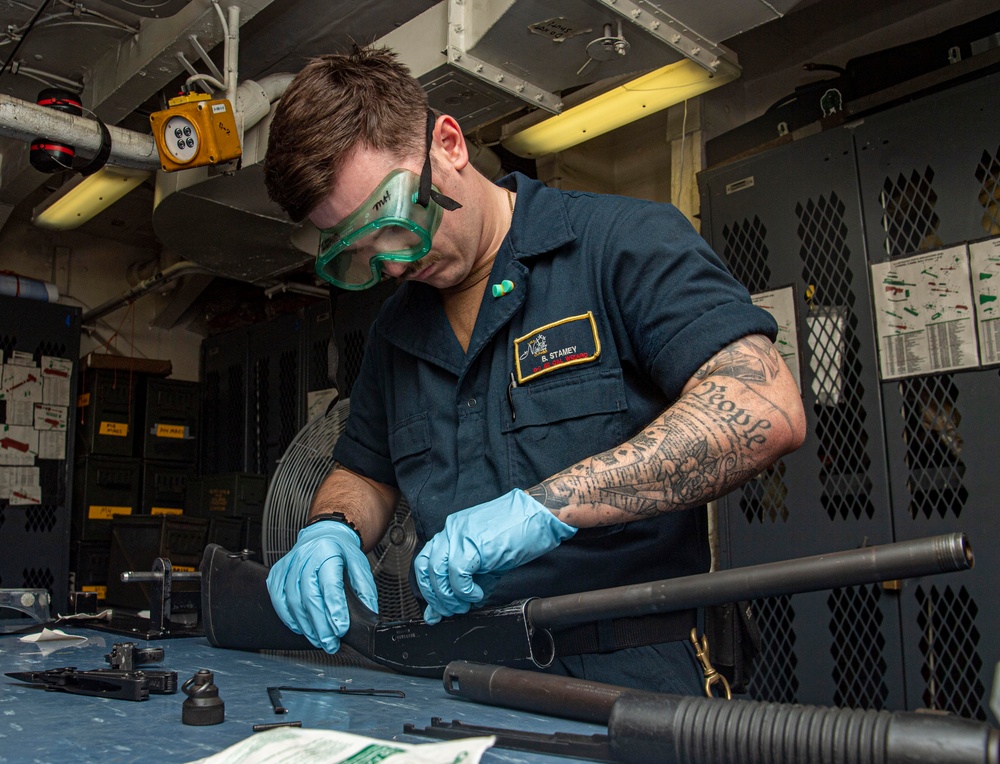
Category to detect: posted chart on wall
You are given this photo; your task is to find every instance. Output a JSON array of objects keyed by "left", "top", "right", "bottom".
[
  {"left": 870, "top": 244, "right": 979, "bottom": 380},
  {"left": 969, "top": 236, "right": 1000, "bottom": 366}
]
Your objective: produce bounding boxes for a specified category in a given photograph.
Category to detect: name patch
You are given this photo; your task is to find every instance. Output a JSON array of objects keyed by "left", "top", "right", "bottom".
[{"left": 514, "top": 312, "right": 601, "bottom": 383}]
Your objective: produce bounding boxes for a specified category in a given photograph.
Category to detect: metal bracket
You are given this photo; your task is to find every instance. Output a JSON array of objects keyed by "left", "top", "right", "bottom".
[{"left": 447, "top": 0, "right": 563, "bottom": 113}]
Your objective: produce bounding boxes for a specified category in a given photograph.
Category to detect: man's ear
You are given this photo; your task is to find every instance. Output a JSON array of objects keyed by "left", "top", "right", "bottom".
[{"left": 433, "top": 114, "right": 469, "bottom": 171}]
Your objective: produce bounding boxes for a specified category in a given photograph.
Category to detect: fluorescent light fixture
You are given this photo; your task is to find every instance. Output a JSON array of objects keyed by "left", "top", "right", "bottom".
[
  {"left": 502, "top": 58, "right": 741, "bottom": 158},
  {"left": 33, "top": 166, "right": 151, "bottom": 230}
]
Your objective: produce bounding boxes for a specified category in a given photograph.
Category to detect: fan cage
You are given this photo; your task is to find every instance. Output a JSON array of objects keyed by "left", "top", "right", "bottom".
[{"left": 261, "top": 398, "right": 422, "bottom": 621}]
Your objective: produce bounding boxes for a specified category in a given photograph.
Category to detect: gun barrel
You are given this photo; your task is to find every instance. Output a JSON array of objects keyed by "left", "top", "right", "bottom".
[
  {"left": 528, "top": 533, "right": 973, "bottom": 629},
  {"left": 443, "top": 660, "right": 658, "bottom": 724}
]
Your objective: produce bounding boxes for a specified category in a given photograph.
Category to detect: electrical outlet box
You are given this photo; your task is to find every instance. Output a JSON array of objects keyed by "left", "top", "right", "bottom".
[{"left": 150, "top": 93, "right": 241, "bottom": 172}]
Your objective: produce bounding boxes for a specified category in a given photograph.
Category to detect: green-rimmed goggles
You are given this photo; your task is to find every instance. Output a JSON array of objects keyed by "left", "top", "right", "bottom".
[
  {"left": 315, "top": 111, "right": 462, "bottom": 291},
  {"left": 315, "top": 169, "right": 444, "bottom": 290}
]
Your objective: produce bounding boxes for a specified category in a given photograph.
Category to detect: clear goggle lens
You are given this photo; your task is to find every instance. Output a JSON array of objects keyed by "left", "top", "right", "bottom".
[{"left": 315, "top": 169, "right": 443, "bottom": 290}]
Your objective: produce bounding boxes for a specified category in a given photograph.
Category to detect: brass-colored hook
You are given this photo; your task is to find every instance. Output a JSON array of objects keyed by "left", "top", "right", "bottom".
[{"left": 690, "top": 628, "right": 732, "bottom": 700}]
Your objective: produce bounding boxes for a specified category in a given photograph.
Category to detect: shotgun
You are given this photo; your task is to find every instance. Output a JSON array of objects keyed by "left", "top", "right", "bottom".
[
  {"left": 439, "top": 660, "right": 1000, "bottom": 764},
  {"left": 200, "top": 533, "right": 973, "bottom": 678}
]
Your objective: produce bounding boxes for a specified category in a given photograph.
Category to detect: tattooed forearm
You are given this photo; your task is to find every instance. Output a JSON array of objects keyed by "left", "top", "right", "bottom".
[
  {"left": 530, "top": 335, "right": 805, "bottom": 526},
  {"left": 693, "top": 334, "right": 784, "bottom": 383}
]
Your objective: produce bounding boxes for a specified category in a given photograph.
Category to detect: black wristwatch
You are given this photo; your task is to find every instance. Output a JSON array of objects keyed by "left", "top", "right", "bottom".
[{"left": 305, "top": 512, "right": 364, "bottom": 549}]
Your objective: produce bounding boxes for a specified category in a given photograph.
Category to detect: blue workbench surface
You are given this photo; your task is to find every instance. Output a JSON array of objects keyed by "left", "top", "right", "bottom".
[{"left": 0, "top": 628, "right": 605, "bottom": 764}]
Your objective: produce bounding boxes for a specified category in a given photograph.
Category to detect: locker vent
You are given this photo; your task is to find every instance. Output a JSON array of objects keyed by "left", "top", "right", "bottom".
[
  {"left": 35, "top": 340, "right": 67, "bottom": 359},
  {"left": 22, "top": 567, "right": 54, "bottom": 592},
  {"left": 915, "top": 584, "right": 984, "bottom": 720},
  {"left": 253, "top": 357, "right": 271, "bottom": 475},
  {"left": 879, "top": 167, "right": 944, "bottom": 257},
  {"left": 25, "top": 506, "right": 57, "bottom": 533},
  {"left": 739, "top": 461, "right": 788, "bottom": 523},
  {"left": 341, "top": 329, "right": 366, "bottom": 399},
  {"left": 202, "top": 369, "right": 221, "bottom": 473},
  {"left": 829, "top": 584, "right": 888, "bottom": 709},
  {"left": 225, "top": 364, "right": 246, "bottom": 473},
  {"left": 310, "top": 338, "right": 331, "bottom": 390},
  {"left": 721, "top": 216, "right": 772, "bottom": 293},
  {"left": 279, "top": 349, "right": 300, "bottom": 456},
  {"left": 747, "top": 594, "right": 798, "bottom": 704},
  {"left": 0, "top": 334, "right": 15, "bottom": 356},
  {"left": 797, "top": 192, "right": 874, "bottom": 521},
  {"left": 975, "top": 146, "right": 1000, "bottom": 235},
  {"left": 720, "top": 216, "right": 788, "bottom": 524},
  {"left": 898, "top": 375, "right": 966, "bottom": 519}
]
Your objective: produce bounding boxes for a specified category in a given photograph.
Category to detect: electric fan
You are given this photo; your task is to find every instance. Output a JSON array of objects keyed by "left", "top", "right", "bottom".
[{"left": 262, "top": 398, "right": 423, "bottom": 623}]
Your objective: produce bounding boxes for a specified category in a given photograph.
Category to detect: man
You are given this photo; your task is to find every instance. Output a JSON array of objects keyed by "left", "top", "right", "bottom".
[{"left": 263, "top": 45, "right": 806, "bottom": 695}]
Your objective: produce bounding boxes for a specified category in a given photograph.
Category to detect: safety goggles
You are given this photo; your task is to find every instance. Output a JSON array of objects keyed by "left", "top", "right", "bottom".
[{"left": 315, "top": 112, "right": 461, "bottom": 291}]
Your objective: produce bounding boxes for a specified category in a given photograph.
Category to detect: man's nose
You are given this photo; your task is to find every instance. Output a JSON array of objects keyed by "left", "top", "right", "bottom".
[{"left": 380, "top": 260, "right": 409, "bottom": 278}]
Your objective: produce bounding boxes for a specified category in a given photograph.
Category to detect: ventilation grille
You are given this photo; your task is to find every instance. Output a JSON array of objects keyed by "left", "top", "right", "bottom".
[
  {"left": 252, "top": 357, "right": 270, "bottom": 475},
  {"left": 340, "top": 329, "right": 366, "bottom": 399},
  {"left": 747, "top": 595, "right": 798, "bottom": 703},
  {"left": 722, "top": 216, "right": 772, "bottom": 293},
  {"left": 22, "top": 567, "right": 54, "bottom": 591},
  {"left": 0, "top": 334, "right": 17, "bottom": 357},
  {"left": 278, "top": 349, "right": 300, "bottom": 459},
  {"left": 829, "top": 584, "right": 888, "bottom": 709},
  {"left": 309, "top": 338, "right": 331, "bottom": 391},
  {"left": 898, "top": 375, "right": 967, "bottom": 519},
  {"left": 720, "top": 216, "right": 789, "bottom": 525},
  {"left": 915, "top": 584, "right": 984, "bottom": 720},
  {"left": 225, "top": 365, "right": 246, "bottom": 473},
  {"left": 24, "top": 506, "right": 57, "bottom": 533},
  {"left": 974, "top": 146, "right": 1000, "bottom": 235},
  {"left": 739, "top": 462, "right": 788, "bottom": 523},
  {"left": 798, "top": 192, "right": 874, "bottom": 521},
  {"left": 879, "top": 167, "right": 944, "bottom": 257}
]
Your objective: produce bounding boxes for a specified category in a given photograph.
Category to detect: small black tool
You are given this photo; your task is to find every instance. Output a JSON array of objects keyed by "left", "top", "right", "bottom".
[
  {"left": 6, "top": 666, "right": 177, "bottom": 701},
  {"left": 267, "top": 685, "right": 406, "bottom": 714},
  {"left": 404, "top": 718, "right": 613, "bottom": 762},
  {"left": 182, "top": 669, "right": 225, "bottom": 725},
  {"left": 253, "top": 721, "right": 303, "bottom": 732}
]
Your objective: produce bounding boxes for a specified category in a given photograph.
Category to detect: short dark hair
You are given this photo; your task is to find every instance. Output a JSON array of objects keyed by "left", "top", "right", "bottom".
[{"left": 264, "top": 45, "right": 428, "bottom": 222}]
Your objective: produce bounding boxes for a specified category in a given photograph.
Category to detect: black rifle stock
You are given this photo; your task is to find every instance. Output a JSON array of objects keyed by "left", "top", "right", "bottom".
[{"left": 201, "top": 533, "right": 973, "bottom": 677}]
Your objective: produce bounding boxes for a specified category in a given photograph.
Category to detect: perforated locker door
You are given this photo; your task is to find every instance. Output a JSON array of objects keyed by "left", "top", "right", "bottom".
[
  {"left": 0, "top": 295, "right": 80, "bottom": 610},
  {"left": 699, "top": 126, "right": 903, "bottom": 709},
  {"left": 200, "top": 326, "right": 250, "bottom": 475},
  {"left": 853, "top": 70, "right": 1000, "bottom": 722},
  {"left": 246, "top": 312, "right": 304, "bottom": 480}
]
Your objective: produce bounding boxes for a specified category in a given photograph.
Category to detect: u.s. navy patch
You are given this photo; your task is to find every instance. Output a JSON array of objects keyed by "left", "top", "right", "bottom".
[{"left": 514, "top": 311, "right": 601, "bottom": 383}]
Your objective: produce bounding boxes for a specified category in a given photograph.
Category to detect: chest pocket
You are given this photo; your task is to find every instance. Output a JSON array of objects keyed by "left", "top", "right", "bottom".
[
  {"left": 503, "top": 367, "right": 627, "bottom": 433},
  {"left": 388, "top": 412, "right": 432, "bottom": 509},
  {"left": 503, "top": 367, "right": 630, "bottom": 539},
  {"left": 503, "top": 366, "right": 629, "bottom": 478}
]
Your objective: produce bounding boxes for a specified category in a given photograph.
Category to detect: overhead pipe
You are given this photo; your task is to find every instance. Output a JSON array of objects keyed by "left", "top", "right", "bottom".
[
  {"left": 82, "top": 260, "right": 213, "bottom": 325},
  {"left": 0, "top": 94, "right": 158, "bottom": 170}
]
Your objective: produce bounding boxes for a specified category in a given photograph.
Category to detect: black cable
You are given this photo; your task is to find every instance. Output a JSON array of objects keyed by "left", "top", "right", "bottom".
[{"left": 0, "top": 0, "right": 54, "bottom": 85}]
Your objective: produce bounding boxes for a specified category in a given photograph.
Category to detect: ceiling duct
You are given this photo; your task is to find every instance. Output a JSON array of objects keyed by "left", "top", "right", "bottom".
[
  {"left": 151, "top": 0, "right": 804, "bottom": 283},
  {"left": 380, "top": 0, "right": 759, "bottom": 131}
]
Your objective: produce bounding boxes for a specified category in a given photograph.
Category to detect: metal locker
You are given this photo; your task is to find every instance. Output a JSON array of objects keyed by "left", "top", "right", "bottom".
[
  {"left": 699, "top": 126, "right": 902, "bottom": 709},
  {"left": 0, "top": 295, "right": 80, "bottom": 610},
  {"left": 853, "top": 70, "right": 1000, "bottom": 722}
]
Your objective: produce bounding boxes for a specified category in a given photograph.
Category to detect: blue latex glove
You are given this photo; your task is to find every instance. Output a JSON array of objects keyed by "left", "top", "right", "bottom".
[
  {"left": 414, "top": 488, "right": 577, "bottom": 624},
  {"left": 266, "top": 521, "right": 379, "bottom": 653}
]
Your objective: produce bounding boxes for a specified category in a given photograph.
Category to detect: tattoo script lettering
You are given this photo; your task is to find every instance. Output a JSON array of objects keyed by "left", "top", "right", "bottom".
[{"left": 531, "top": 335, "right": 790, "bottom": 521}]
